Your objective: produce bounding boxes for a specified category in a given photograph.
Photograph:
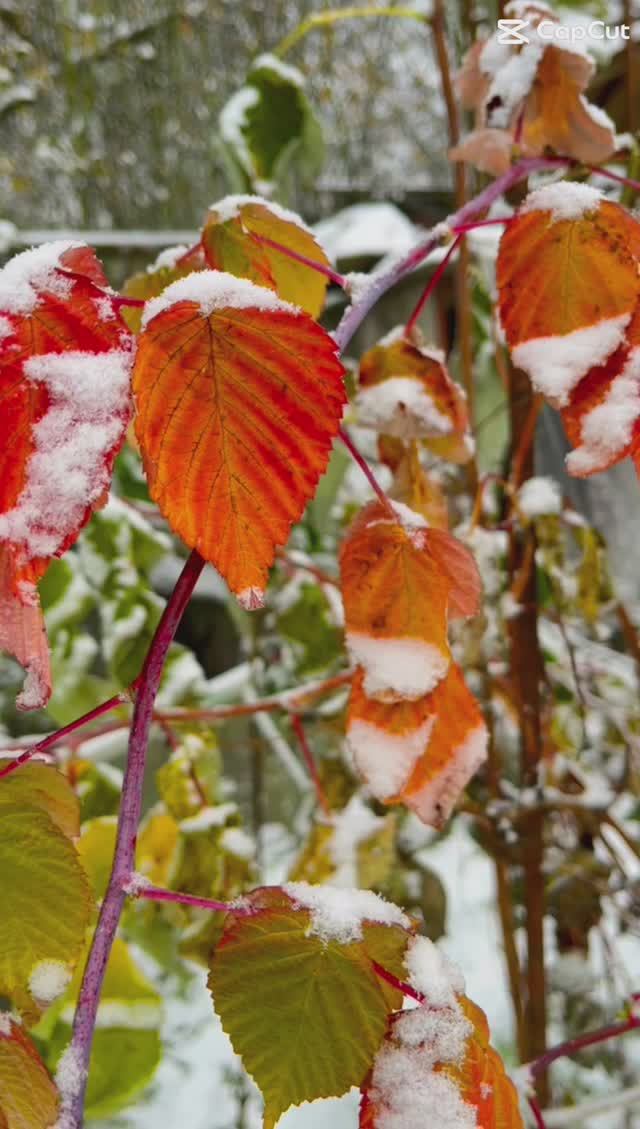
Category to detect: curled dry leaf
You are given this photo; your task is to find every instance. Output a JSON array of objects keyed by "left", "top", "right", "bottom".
[
  {"left": 202, "top": 195, "right": 331, "bottom": 317},
  {"left": 0, "top": 242, "right": 134, "bottom": 709},
  {"left": 339, "top": 500, "right": 481, "bottom": 702},
  {"left": 347, "top": 663, "right": 487, "bottom": 828},
  {"left": 133, "top": 271, "right": 345, "bottom": 608},
  {"left": 452, "top": 2, "right": 615, "bottom": 175},
  {"left": 356, "top": 327, "right": 474, "bottom": 463}
]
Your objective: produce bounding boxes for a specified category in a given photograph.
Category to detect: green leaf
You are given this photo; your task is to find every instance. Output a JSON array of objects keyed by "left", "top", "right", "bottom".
[
  {"left": 78, "top": 816, "right": 118, "bottom": 901},
  {"left": 39, "top": 556, "right": 95, "bottom": 636},
  {"left": 208, "top": 886, "right": 410, "bottom": 1128},
  {"left": 47, "top": 937, "right": 163, "bottom": 1120},
  {"left": 0, "top": 805, "right": 93, "bottom": 1020},
  {"left": 0, "top": 1020, "right": 58, "bottom": 1129},
  {"left": 0, "top": 763, "right": 80, "bottom": 839}
]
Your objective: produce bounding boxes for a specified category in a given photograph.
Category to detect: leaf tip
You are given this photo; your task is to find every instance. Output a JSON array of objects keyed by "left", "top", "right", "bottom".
[{"left": 237, "top": 586, "right": 265, "bottom": 611}]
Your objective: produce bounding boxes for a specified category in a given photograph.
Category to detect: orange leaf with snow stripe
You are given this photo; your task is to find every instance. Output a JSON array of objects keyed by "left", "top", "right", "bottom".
[
  {"left": 347, "top": 663, "right": 487, "bottom": 826},
  {"left": 356, "top": 329, "right": 473, "bottom": 459},
  {"left": 439, "top": 997, "right": 525, "bottom": 1129},
  {"left": 497, "top": 184, "right": 640, "bottom": 407},
  {"left": 561, "top": 302, "right": 640, "bottom": 477},
  {"left": 402, "top": 664, "right": 487, "bottom": 827},
  {"left": 0, "top": 242, "right": 134, "bottom": 709},
  {"left": 339, "top": 501, "right": 481, "bottom": 701},
  {"left": 202, "top": 196, "right": 330, "bottom": 318},
  {"left": 133, "top": 272, "right": 346, "bottom": 607}
]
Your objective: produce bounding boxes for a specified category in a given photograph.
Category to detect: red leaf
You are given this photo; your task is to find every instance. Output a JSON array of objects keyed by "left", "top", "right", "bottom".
[{"left": 0, "top": 242, "right": 134, "bottom": 708}]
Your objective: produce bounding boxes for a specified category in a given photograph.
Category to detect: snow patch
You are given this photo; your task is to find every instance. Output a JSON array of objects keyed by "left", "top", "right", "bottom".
[
  {"left": 29, "top": 959, "right": 71, "bottom": 1005},
  {"left": 219, "top": 86, "right": 260, "bottom": 176},
  {"left": 0, "top": 241, "right": 82, "bottom": 316},
  {"left": 0, "top": 1012, "right": 12, "bottom": 1037},
  {"left": 345, "top": 632, "right": 449, "bottom": 700},
  {"left": 54, "top": 1044, "right": 86, "bottom": 1129},
  {"left": 283, "top": 880, "right": 410, "bottom": 943},
  {"left": 220, "top": 826, "right": 256, "bottom": 861},
  {"left": 0, "top": 314, "right": 13, "bottom": 340},
  {"left": 329, "top": 794, "right": 387, "bottom": 887},
  {"left": 251, "top": 53, "right": 304, "bottom": 87},
  {"left": 512, "top": 314, "right": 630, "bottom": 406},
  {"left": 566, "top": 347, "right": 640, "bottom": 474},
  {"left": 405, "top": 936, "right": 465, "bottom": 1006},
  {"left": 142, "top": 270, "right": 300, "bottom": 327},
  {"left": 180, "top": 802, "right": 238, "bottom": 834},
  {"left": 347, "top": 717, "right": 434, "bottom": 800},
  {"left": 521, "top": 182, "right": 602, "bottom": 223},
  {"left": 208, "top": 193, "right": 315, "bottom": 236},
  {"left": 356, "top": 377, "right": 452, "bottom": 440},
  {"left": 517, "top": 476, "right": 562, "bottom": 517}
]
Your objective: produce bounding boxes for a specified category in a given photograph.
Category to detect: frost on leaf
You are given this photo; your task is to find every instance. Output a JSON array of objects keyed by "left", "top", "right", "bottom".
[
  {"left": 202, "top": 195, "right": 331, "bottom": 317},
  {"left": 360, "top": 938, "right": 524, "bottom": 1129},
  {"left": 208, "top": 885, "right": 412, "bottom": 1129},
  {"left": 0, "top": 242, "right": 134, "bottom": 709},
  {"left": 339, "top": 501, "right": 481, "bottom": 701},
  {"left": 356, "top": 328, "right": 473, "bottom": 463},
  {"left": 0, "top": 1018, "right": 59, "bottom": 1129},
  {"left": 451, "top": 2, "right": 615, "bottom": 174},
  {"left": 133, "top": 271, "right": 346, "bottom": 606},
  {"left": 347, "top": 664, "right": 488, "bottom": 828}
]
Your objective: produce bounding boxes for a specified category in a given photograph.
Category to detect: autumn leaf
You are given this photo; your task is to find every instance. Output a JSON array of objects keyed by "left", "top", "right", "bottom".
[
  {"left": 347, "top": 663, "right": 487, "bottom": 827},
  {"left": 389, "top": 443, "right": 449, "bottom": 529},
  {"left": 133, "top": 272, "right": 346, "bottom": 607},
  {"left": 202, "top": 195, "right": 331, "bottom": 317},
  {"left": 356, "top": 328, "right": 473, "bottom": 462},
  {"left": 0, "top": 242, "right": 134, "bottom": 708},
  {"left": 339, "top": 500, "right": 481, "bottom": 700},
  {"left": 120, "top": 243, "right": 206, "bottom": 332},
  {"left": 208, "top": 884, "right": 411, "bottom": 1129},
  {"left": 0, "top": 1019, "right": 58, "bottom": 1129},
  {"left": 497, "top": 184, "right": 640, "bottom": 407}
]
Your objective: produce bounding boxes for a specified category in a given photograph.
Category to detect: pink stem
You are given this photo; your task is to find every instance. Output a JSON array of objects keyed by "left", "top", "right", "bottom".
[
  {"left": 371, "top": 961, "right": 425, "bottom": 1004},
  {"left": 452, "top": 217, "right": 512, "bottom": 234},
  {"left": 587, "top": 164, "right": 640, "bottom": 193},
  {"left": 65, "top": 550, "right": 205, "bottom": 1128},
  {"left": 529, "top": 1010, "right": 639, "bottom": 1077},
  {"left": 405, "top": 234, "right": 462, "bottom": 336},
  {"left": 127, "top": 882, "right": 241, "bottom": 914},
  {"left": 0, "top": 691, "right": 132, "bottom": 779},
  {"left": 528, "top": 1097, "right": 548, "bottom": 1129},
  {"left": 290, "top": 714, "right": 331, "bottom": 816},
  {"left": 338, "top": 426, "right": 393, "bottom": 512},
  {"left": 111, "top": 295, "right": 146, "bottom": 309},
  {"left": 252, "top": 233, "right": 347, "bottom": 288}
]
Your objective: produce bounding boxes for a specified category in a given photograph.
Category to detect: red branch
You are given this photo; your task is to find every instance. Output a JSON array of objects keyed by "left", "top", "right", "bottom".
[
  {"left": 371, "top": 961, "right": 425, "bottom": 1004},
  {"left": 290, "top": 714, "right": 331, "bottom": 816},
  {"left": 405, "top": 233, "right": 462, "bottom": 337},
  {"left": 125, "top": 881, "right": 245, "bottom": 914}
]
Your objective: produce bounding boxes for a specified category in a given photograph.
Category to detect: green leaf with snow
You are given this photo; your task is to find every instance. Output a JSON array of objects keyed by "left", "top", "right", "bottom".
[
  {"left": 45, "top": 936, "right": 162, "bottom": 1119},
  {"left": 208, "top": 884, "right": 411, "bottom": 1128},
  {"left": 0, "top": 803, "right": 93, "bottom": 1020}
]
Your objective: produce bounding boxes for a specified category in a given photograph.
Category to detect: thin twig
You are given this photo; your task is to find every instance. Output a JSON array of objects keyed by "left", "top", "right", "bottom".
[
  {"left": 252, "top": 232, "right": 347, "bottom": 288},
  {"left": 290, "top": 714, "right": 331, "bottom": 816},
  {"left": 405, "top": 234, "right": 462, "bottom": 337}
]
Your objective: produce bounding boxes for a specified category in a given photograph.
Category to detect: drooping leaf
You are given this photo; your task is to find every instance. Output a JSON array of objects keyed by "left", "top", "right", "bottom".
[
  {"left": 497, "top": 184, "right": 640, "bottom": 407},
  {"left": 339, "top": 501, "right": 480, "bottom": 701},
  {"left": 202, "top": 196, "right": 330, "bottom": 317},
  {"left": 133, "top": 272, "right": 346, "bottom": 607},
  {"left": 0, "top": 242, "right": 134, "bottom": 709},
  {"left": 0, "top": 1019, "right": 58, "bottom": 1129},
  {"left": 0, "top": 804, "right": 93, "bottom": 1019},
  {"left": 208, "top": 885, "right": 411, "bottom": 1129}
]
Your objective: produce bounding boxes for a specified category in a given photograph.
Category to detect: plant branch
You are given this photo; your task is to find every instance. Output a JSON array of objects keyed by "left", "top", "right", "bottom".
[
  {"left": 274, "top": 6, "right": 426, "bottom": 58},
  {"left": 124, "top": 879, "right": 244, "bottom": 914},
  {"left": 529, "top": 1005, "right": 640, "bottom": 1077},
  {"left": 290, "top": 714, "right": 331, "bottom": 816},
  {"left": 252, "top": 233, "right": 347, "bottom": 288},
  {"left": 63, "top": 550, "right": 205, "bottom": 1128},
  {"left": 153, "top": 670, "right": 353, "bottom": 724},
  {"left": 405, "top": 234, "right": 462, "bottom": 337},
  {"left": 338, "top": 426, "right": 393, "bottom": 511},
  {"left": 371, "top": 961, "right": 425, "bottom": 1004}
]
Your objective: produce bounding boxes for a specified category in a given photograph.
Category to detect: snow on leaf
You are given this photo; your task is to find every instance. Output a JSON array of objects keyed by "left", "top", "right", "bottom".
[
  {"left": 133, "top": 271, "right": 346, "bottom": 605},
  {"left": 202, "top": 195, "right": 330, "bottom": 317},
  {"left": 0, "top": 242, "right": 134, "bottom": 709},
  {"left": 120, "top": 242, "right": 206, "bottom": 332},
  {"left": 339, "top": 501, "right": 481, "bottom": 701},
  {"left": 497, "top": 189, "right": 640, "bottom": 407},
  {"left": 0, "top": 1018, "right": 59, "bottom": 1129},
  {"left": 208, "top": 886, "right": 412, "bottom": 1129},
  {"left": 347, "top": 664, "right": 487, "bottom": 827}
]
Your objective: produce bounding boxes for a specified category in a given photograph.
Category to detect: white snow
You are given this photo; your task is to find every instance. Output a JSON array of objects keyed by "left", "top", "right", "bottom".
[
  {"left": 218, "top": 86, "right": 260, "bottom": 176},
  {"left": 345, "top": 633, "right": 449, "bottom": 701},
  {"left": 390, "top": 500, "right": 428, "bottom": 532},
  {"left": 28, "top": 959, "right": 72, "bottom": 1005},
  {"left": 93, "top": 1001, "right": 162, "bottom": 1030},
  {"left": 356, "top": 377, "right": 452, "bottom": 440},
  {"left": 483, "top": 40, "right": 544, "bottom": 129},
  {"left": 314, "top": 204, "right": 420, "bottom": 263},
  {"left": 0, "top": 240, "right": 81, "bottom": 316},
  {"left": 147, "top": 244, "right": 190, "bottom": 272},
  {"left": 0, "top": 349, "right": 133, "bottom": 559},
  {"left": 220, "top": 826, "right": 256, "bottom": 861},
  {"left": 406, "top": 723, "right": 488, "bottom": 828},
  {"left": 283, "top": 880, "right": 410, "bottom": 943},
  {"left": 512, "top": 314, "right": 630, "bottom": 407},
  {"left": 0, "top": 1012, "right": 12, "bottom": 1037},
  {"left": 346, "top": 716, "right": 434, "bottom": 800},
  {"left": 124, "top": 871, "right": 153, "bottom": 896},
  {"left": 368, "top": 1047, "right": 476, "bottom": 1129},
  {"left": 404, "top": 936, "right": 465, "bottom": 1006},
  {"left": 566, "top": 347, "right": 640, "bottom": 475},
  {"left": 141, "top": 270, "right": 300, "bottom": 327},
  {"left": 517, "top": 476, "right": 562, "bottom": 517},
  {"left": 392, "top": 1004, "right": 471, "bottom": 1063},
  {"left": 521, "top": 182, "right": 603, "bottom": 223},
  {"left": 179, "top": 802, "right": 238, "bottom": 834},
  {"left": 208, "top": 193, "right": 315, "bottom": 236},
  {"left": 54, "top": 1044, "right": 86, "bottom": 1129},
  {"left": 251, "top": 53, "right": 304, "bottom": 88},
  {"left": 0, "top": 314, "right": 13, "bottom": 340},
  {"left": 580, "top": 97, "right": 615, "bottom": 134},
  {"left": 329, "top": 795, "right": 386, "bottom": 886}
]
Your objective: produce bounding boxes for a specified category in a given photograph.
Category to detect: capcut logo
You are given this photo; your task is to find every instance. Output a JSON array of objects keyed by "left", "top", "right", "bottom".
[{"left": 497, "top": 17, "right": 631, "bottom": 46}]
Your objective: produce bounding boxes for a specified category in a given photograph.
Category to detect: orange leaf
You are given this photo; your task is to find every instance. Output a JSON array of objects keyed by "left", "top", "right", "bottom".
[
  {"left": 202, "top": 196, "right": 330, "bottom": 317},
  {"left": 340, "top": 501, "right": 480, "bottom": 701},
  {"left": 389, "top": 444, "right": 449, "bottom": 530},
  {"left": 523, "top": 46, "right": 616, "bottom": 167},
  {"left": 347, "top": 663, "right": 487, "bottom": 826},
  {"left": 561, "top": 301, "right": 640, "bottom": 477},
  {"left": 0, "top": 242, "right": 134, "bottom": 709},
  {"left": 120, "top": 243, "right": 206, "bottom": 332},
  {"left": 0, "top": 1018, "right": 59, "bottom": 1129},
  {"left": 133, "top": 272, "right": 346, "bottom": 607},
  {"left": 356, "top": 329, "right": 473, "bottom": 459},
  {"left": 497, "top": 184, "right": 640, "bottom": 407}
]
